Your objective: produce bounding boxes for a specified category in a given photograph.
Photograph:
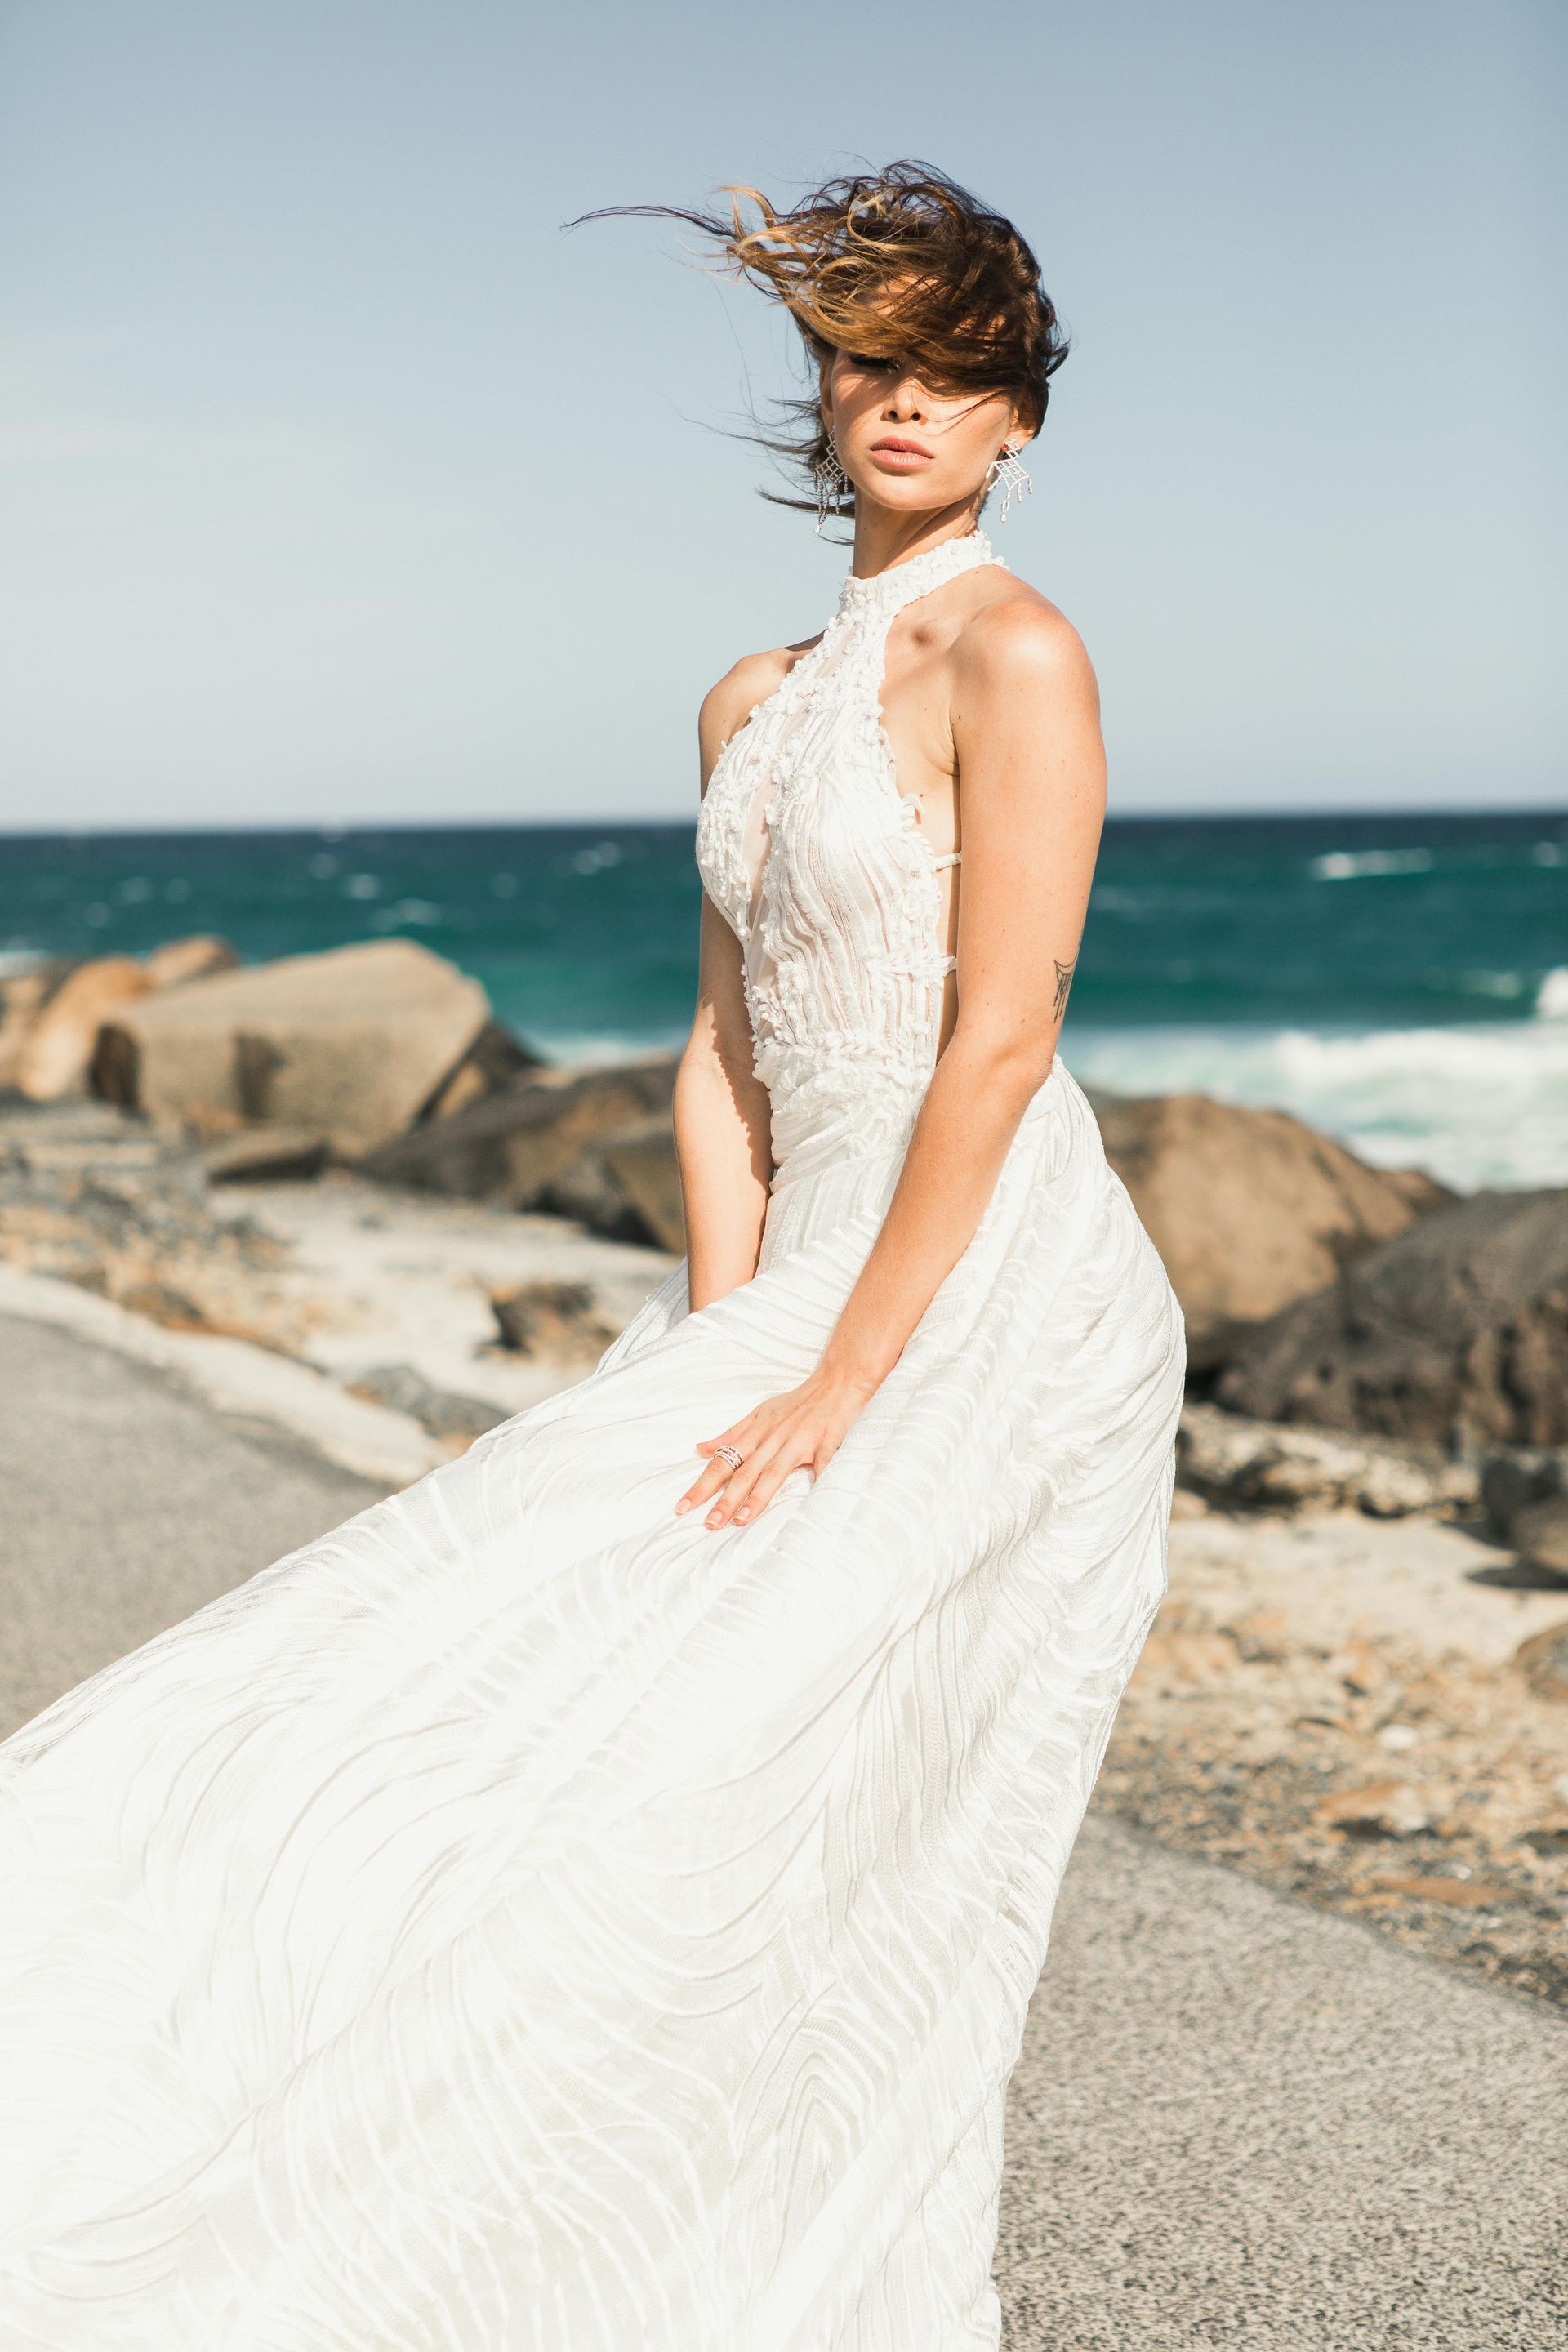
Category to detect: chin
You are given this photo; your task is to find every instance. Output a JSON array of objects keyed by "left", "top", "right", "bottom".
[{"left": 858, "top": 474, "right": 968, "bottom": 514}]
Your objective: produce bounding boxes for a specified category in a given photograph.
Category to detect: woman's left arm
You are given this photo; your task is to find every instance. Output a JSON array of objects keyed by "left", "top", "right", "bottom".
[{"left": 677, "top": 600, "right": 1107, "bottom": 1531}]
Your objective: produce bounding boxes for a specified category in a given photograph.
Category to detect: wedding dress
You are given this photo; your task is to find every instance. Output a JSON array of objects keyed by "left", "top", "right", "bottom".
[{"left": 0, "top": 528, "right": 1183, "bottom": 2350}]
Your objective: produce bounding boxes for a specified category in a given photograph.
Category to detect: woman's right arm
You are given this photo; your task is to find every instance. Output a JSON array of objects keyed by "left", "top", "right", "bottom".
[{"left": 674, "top": 666, "right": 777, "bottom": 1312}]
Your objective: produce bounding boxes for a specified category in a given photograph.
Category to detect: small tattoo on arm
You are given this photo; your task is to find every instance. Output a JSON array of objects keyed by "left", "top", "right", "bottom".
[{"left": 1053, "top": 958, "right": 1076, "bottom": 1020}]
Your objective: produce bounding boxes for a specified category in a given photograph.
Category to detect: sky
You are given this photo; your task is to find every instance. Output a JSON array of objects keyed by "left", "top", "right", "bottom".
[{"left": 0, "top": 0, "right": 1562, "bottom": 831}]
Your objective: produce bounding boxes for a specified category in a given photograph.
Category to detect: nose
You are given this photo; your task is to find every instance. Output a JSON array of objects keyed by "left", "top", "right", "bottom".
[{"left": 884, "top": 371, "right": 924, "bottom": 421}]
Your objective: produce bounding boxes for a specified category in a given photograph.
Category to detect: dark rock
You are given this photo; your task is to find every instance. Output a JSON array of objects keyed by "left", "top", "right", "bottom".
[
  {"left": 203, "top": 1125, "right": 331, "bottom": 1184},
  {"left": 1216, "top": 1188, "right": 1568, "bottom": 1448},
  {"left": 421, "top": 1020, "right": 545, "bottom": 1120},
  {"left": 599, "top": 1116, "right": 684, "bottom": 1254},
  {"left": 362, "top": 1057, "right": 678, "bottom": 1222},
  {"left": 345, "top": 1364, "right": 509, "bottom": 1445},
  {"left": 1512, "top": 1498, "right": 1568, "bottom": 1580},
  {"left": 1479, "top": 1447, "right": 1568, "bottom": 1541},
  {"left": 535, "top": 1147, "right": 650, "bottom": 1244},
  {"left": 489, "top": 1281, "right": 617, "bottom": 1357},
  {"left": 1094, "top": 1091, "right": 1454, "bottom": 1372}
]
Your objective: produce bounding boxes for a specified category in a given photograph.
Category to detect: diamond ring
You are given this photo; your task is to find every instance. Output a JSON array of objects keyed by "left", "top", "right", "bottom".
[{"left": 714, "top": 1444, "right": 745, "bottom": 1471}]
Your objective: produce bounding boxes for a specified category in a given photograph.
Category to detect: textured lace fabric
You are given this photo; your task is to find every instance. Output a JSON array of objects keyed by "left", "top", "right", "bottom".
[
  {"left": 0, "top": 528, "right": 1185, "bottom": 2352},
  {"left": 697, "top": 529, "right": 999, "bottom": 1173}
]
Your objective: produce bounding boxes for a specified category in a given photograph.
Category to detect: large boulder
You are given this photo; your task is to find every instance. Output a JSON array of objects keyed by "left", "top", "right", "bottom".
[
  {"left": 598, "top": 1116, "right": 684, "bottom": 1254},
  {"left": 92, "top": 939, "right": 490, "bottom": 1159},
  {"left": 1093, "top": 1091, "right": 1453, "bottom": 1372},
  {"left": 1216, "top": 1188, "right": 1568, "bottom": 1448},
  {"left": 143, "top": 934, "right": 240, "bottom": 989},
  {"left": 0, "top": 962, "right": 72, "bottom": 1091},
  {"left": 16, "top": 958, "right": 153, "bottom": 1101},
  {"left": 363, "top": 1057, "right": 679, "bottom": 1241}
]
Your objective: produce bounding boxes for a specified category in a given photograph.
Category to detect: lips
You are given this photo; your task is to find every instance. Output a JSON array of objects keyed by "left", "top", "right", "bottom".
[{"left": 869, "top": 437, "right": 934, "bottom": 469}]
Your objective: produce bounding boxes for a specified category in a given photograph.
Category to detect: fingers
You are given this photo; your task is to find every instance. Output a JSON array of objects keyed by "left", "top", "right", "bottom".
[
  {"left": 676, "top": 1419, "right": 754, "bottom": 1520},
  {"left": 676, "top": 1417, "right": 788, "bottom": 1531},
  {"left": 674, "top": 1388, "right": 853, "bottom": 1532},
  {"left": 707, "top": 1434, "right": 786, "bottom": 1530},
  {"left": 728, "top": 1447, "right": 809, "bottom": 1527}
]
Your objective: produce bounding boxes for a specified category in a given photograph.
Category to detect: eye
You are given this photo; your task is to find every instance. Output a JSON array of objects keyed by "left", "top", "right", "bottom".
[{"left": 844, "top": 351, "right": 895, "bottom": 373}]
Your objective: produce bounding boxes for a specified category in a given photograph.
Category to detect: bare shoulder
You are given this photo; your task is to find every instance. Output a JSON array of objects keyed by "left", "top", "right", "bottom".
[
  {"left": 950, "top": 576, "right": 1098, "bottom": 714},
  {"left": 698, "top": 637, "right": 820, "bottom": 782}
]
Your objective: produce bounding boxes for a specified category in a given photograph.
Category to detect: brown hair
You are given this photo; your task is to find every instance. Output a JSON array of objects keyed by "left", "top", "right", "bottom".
[{"left": 576, "top": 161, "right": 1068, "bottom": 518}]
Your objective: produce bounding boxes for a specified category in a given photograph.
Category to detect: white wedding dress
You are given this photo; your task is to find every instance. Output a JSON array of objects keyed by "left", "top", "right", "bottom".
[{"left": 0, "top": 529, "right": 1183, "bottom": 2350}]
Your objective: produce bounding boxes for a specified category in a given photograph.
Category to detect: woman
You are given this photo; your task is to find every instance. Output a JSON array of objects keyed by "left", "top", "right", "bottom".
[{"left": 0, "top": 164, "right": 1182, "bottom": 2348}]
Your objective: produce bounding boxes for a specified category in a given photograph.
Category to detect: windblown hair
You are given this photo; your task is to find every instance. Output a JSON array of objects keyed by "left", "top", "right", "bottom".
[{"left": 577, "top": 162, "right": 1068, "bottom": 517}]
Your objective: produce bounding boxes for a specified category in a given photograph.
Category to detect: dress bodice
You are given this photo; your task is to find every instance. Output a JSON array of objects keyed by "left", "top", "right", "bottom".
[{"left": 696, "top": 528, "right": 1004, "bottom": 1177}]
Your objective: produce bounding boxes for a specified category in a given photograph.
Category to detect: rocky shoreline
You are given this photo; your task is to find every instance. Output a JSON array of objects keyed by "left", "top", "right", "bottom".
[{"left": 2, "top": 933, "right": 1565, "bottom": 2008}]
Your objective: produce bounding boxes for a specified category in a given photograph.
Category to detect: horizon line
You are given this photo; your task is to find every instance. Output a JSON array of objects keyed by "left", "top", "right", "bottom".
[{"left": 2, "top": 803, "right": 1566, "bottom": 843}]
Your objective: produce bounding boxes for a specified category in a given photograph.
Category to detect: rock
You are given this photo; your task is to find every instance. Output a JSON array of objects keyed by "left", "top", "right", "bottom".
[
  {"left": 489, "top": 1281, "right": 617, "bottom": 1357},
  {"left": 423, "top": 1021, "right": 545, "bottom": 1120},
  {"left": 1512, "top": 1620, "right": 1568, "bottom": 1703},
  {"left": 1314, "top": 1778, "right": 1440, "bottom": 1839},
  {"left": 143, "top": 935, "right": 240, "bottom": 989},
  {"left": 16, "top": 958, "right": 154, "bottom": 1102},
  {"left": 1216, "top": 1188, "right": 1568, "bottom": 1448},
  {"left": 0, "top": 962, "right": 73, "bottom": 1091},
  {"left": 202, "top": 1125, "right": 331, "bottom": 1184},
  {"left": 92, "top": 940, "right": 490, "bottom": 1158},
  {"left": 1512, "top": 1497, "right": 1568, "bottom": 1580},
  {"left": 599, "top": 1116, "right": 684, "bottom": 1254},
  {"left": 1479, "top": 1446, "right": 1568, "bottom": 1540},
  {"left": 345, "top": 1364, "right": 509, "bottom": 1445},
  {"left": 537, "top": 1144, "right": 653, "bottom": 1243},
  {"left": 1094, "top": 1091, "right": 1453, "bottom": 1372},
  {"left": 1371, "top": 1874, "right": 1529, "bottom": 1909},
  {"left": 1176, "top": 1400, "right": 1476, "bottom": 1518},
  {"left": 363, "top": 1057, "right": 679, "bottom": 1220}
]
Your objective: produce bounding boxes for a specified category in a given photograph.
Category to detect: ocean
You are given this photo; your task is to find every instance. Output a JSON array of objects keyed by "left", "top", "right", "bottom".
[{"left": 3, "top": 810, "right": 1565, "bottom": 1192}]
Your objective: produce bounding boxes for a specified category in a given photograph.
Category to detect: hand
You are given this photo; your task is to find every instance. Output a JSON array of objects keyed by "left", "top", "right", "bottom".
[{"left": 676, "top": 1366, "right": 877, "bottom": 1531}]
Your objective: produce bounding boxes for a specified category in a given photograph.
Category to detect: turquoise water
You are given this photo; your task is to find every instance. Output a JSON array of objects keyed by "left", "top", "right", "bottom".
[{"left": 3, "top": 812, "right": 1566, "bottom": 1188}]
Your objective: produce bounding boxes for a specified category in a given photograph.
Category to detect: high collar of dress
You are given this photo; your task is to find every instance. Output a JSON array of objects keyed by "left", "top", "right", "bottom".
[{"left": 834, "top": 529, "right": 1001, "bottom": 628}]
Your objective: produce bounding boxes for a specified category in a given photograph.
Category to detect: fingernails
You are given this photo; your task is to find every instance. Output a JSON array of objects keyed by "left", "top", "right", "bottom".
[
  {"left": 735, "top": 1507, "right": 751, "bottom": 1522},
  {"left": 706, "top": 1512, "right": 724, "bottom": 1530},
  {"left": 675, "top": 1499, "right": 690, "bottom": 1515}
]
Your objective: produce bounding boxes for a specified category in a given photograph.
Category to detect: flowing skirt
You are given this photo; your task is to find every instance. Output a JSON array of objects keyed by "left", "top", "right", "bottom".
[{"left": 0, "top": 1066, "right": 1183, "bottom": 2350}]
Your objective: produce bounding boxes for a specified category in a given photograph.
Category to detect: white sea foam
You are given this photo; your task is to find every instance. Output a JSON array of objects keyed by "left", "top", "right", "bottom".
[
  {"left": 1537, "top": 967, "right": 1568, "bottom": 1020},
  {"left": 1065, "top": 1010, "right": 1568, "bottom": 1190},
  {"left": 1309, "top": 848, "right": 1435, "bottom": 880}
]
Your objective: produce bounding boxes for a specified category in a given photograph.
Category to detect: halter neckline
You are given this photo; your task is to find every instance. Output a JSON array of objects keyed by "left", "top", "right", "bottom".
[{"left": 835, "top": 528, "right": 1002, "bottom": 625}]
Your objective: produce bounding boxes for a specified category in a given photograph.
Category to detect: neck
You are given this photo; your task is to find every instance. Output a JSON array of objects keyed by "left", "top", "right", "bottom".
[{"left": 849, "top": 493, "right": 983, "bottom": 580}]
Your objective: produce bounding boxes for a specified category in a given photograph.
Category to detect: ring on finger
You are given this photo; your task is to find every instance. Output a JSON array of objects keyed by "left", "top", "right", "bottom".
[{"left": 714, "top": 1443, "right": 745, "bottom": 1471}]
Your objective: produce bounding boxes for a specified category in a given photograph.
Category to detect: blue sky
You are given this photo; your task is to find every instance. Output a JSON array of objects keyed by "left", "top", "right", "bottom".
[{"left": 0, "top": 0, "right": 1562, "bottom": 829}]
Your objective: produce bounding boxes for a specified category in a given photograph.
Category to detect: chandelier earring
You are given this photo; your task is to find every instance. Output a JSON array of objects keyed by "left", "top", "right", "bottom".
[
  {"left": 813, "top": 434, "right": 849, "bottom": 535},
  {"left": 987, "top": 443, "right": 1033, "bottom": 523}
]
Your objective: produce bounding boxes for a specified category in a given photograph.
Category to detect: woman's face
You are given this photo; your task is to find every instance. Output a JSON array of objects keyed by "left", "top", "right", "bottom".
[{"left": 822, "top": 345, "right": 1023, "bottom": 518}]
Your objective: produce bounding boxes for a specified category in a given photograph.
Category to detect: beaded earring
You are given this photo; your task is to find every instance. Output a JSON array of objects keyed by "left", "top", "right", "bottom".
[
  {"left": 813, "top": 435, "right": 849, "bottom": 534},
  {"left": 987, "top": 445, "right": 1033, "bottom": 522}
]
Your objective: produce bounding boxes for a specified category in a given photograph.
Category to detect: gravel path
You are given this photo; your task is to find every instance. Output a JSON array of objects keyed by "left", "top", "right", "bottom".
[{"left": 3, "top": 1310, "right": 1564, "bottom": 2349}]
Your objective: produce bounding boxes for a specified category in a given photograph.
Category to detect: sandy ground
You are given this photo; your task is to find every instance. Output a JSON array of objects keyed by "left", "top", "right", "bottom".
[{"left": 1108, "top": 1501, "right": 1568, "bottom": 2010}]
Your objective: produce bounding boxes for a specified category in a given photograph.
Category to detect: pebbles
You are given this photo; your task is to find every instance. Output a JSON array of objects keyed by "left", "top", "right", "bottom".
[{"left": 1100, "top": 1503, "right": 1568, "bottom": 2011}]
